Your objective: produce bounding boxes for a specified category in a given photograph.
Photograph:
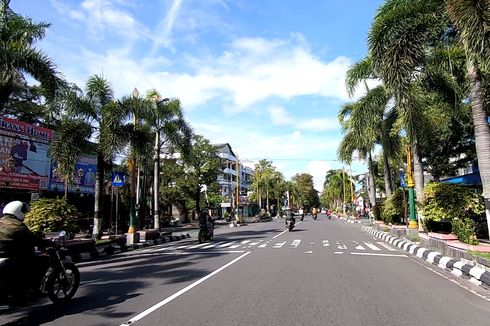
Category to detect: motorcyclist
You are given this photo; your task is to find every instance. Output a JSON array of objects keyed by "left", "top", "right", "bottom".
[
  {"left": 285, "top": 210, "right": 296, "bottom": 228},
  {"left": 198, "top": 209, "right": 214, "bottom": 231},
  {"left": 0, "top": 201, "right": 51, "bottom": 303}
]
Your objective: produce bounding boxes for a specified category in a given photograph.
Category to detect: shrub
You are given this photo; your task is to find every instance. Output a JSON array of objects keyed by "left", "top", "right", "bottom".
[
  {"left": 452, "top": 218, "right": 479, "bottom": 245},
  {"left": 372, "top": 204, "right": 384, "bottom": 221},
  {"left": 422, "top": 182, "right": 484, "bottom": 244},
  {"left": 25, "top": 198, "right": 79, "bottom": 236},
  {"left": 381, "top": 189, "right": 405, "bottom": 225}
]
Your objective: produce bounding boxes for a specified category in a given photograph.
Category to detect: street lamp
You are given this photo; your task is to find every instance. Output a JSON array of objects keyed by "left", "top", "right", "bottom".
[
  {"left": 128, "top": 88, "right": 139, "bottom": 235},
  {"left": 152, "top": 95, "right": 170, "bottom": 230},
  {"left": 406, "top": 145, "right": 418, "bottom": 233}
]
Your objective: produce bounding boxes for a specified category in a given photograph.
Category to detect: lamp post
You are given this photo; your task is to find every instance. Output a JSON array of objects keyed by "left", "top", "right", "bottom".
[
  {"left": 406, "top": 145, "right": 418, "bottom": 233},
  {"left": 152, "top": 95, "right": 169, "bottom": 230},
  {"left": 128, "top": 87, "right": 139, "bottom": 236}
]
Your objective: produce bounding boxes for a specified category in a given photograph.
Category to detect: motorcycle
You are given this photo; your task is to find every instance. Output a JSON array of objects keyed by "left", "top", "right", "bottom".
[
  {"left": 285, "top": 216, "right": 296, "bottom": 232},
  {"left": 0, "top": 231, "right": 80, "bottom": 311},
  {"left": 198, "top": 221, "right": 214, "bottom": 243}
]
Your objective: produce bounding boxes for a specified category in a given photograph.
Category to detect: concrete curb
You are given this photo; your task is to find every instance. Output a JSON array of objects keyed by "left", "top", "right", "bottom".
[
  {"left": 361, "top": 225, "right": 490, "bottom": 289},
  {"left": 64, "top": 233, "right": 191, "bottom": 263}
]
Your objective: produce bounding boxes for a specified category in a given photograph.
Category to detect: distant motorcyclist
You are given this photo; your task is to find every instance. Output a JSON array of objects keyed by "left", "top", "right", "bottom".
[
  {"left": 198, "top": 209, "right": 214, "bottom": 230},
  {"left": 0, "top": 201, "right": 50, "bottom": 301}
]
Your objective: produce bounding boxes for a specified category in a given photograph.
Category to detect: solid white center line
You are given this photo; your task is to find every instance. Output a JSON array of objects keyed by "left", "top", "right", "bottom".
[{"left": 121, "top": 252, "right": 251, "bottom": 326}]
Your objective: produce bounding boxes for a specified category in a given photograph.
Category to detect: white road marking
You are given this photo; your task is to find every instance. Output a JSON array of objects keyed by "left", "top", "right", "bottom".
[
  {"left": 121, "top": 252, "right": 251, "bottom": 326},
  {"left": 186, "top": 243, "right": 208, "bottom": 249},
  {"left": 304, "top": 250, "right": 313, "bottom": 254},
  {"left": 217, "top": 241, "right": 236, "bottom": 248},
  {"left": 291, "top": 240, "right": 301, "bottom": 248},
  {"left": 273, "top": 221, "right": 303, "bottom": 239},
  {"left": 337, "top": 241, "right": 347, "bottom": 250},
  {"left": 201, "top": 241, "right": 226, "bottom": 249},
  {"left": 273, "top": 241, "right": 286, "bottom": 248},
  {"left": 323, "top": 240, "right": 330, "bottom": 247},
  {"left": 247, "top": 241, "right": 261, "bottom": 247},
  {"left": 376, "top": 242, "right": 397, "bottom": 251},
  {"left": 258, "top": 242, "right": 268, "bottom": 248},
  {"left": 230, "top": 240, "right": 250, "bottom": 249},
  {"left": 363, "top": 242, "right": 381, "bottom": 251},
  {"left": 334, "top": 251, "right": 344, "bottom": 254},
  {"left": 350, "top": 252, "right": 407, "bottom": 257}
]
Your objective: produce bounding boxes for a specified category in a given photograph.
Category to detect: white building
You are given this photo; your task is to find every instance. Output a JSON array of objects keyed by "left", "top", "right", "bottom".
[{"left": 213, "top": 143, "right": 255, "bottom": 217}]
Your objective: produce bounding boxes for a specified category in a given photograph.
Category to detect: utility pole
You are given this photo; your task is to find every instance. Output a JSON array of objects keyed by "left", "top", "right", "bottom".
[{"left": 406, "top": 145, "right": 418, "bottom": 234}]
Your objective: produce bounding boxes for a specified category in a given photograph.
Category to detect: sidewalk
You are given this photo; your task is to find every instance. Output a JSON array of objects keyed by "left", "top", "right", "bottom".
[{"left": 361, "top": 224, "right": 490, "bottom": 289}]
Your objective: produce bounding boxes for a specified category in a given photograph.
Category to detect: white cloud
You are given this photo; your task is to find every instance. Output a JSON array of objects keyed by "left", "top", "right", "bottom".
[
  {"left": 268, "top": 107, "right": 340, "bottom": 131},
  {"left": 306, "top": 160, "right": 332, "bottom": 191}
]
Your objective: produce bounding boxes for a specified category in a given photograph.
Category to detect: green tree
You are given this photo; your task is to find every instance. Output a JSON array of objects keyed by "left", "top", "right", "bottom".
[
  {"left": 49, "top": 118, "right": 92, "bottom": 198},
  {"left": 368, "top": 0, "right": 490, "bottom": 238},
  {"left": 0, "top": 0, "right": 63, "bottom": 110},
  {"left": 143, "top": 90, "right": 192, "bottom": 229},
  {"left": 291, "top": 173, "right": 319, "bottom": 209},
  {"left": 65, "top": 75, "right": 129, "bottom": 238}
]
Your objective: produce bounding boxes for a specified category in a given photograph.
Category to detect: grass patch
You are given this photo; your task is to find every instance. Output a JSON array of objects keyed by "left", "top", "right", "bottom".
[
  {"left": 95, "top": 239, "right": 113, "bottom": 245},
  {"left": 468, "top": 251, "right": 490, "bottom": 260}
]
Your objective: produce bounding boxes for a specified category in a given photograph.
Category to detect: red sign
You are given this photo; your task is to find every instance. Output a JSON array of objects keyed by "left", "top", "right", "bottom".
[{"left": 0, "top": 117, "right": 53, "bottom": 190}]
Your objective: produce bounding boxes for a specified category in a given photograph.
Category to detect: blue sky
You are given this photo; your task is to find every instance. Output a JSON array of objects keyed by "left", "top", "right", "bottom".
[{"left": 13, "top": 0, "right": 384, "bottom": 190}]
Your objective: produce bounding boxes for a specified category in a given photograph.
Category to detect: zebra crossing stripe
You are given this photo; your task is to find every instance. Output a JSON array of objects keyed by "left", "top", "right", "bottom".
[
  {"left": 187, "top": 243, "right": 208, "bottom": 249},
  {"left": 201, "top": 241, "right": 226, "bottom": 249},
  {"left": 230, "top": 240, "right": 250, "bottom": 249},
  {"left": 363, "top": 242, "right": 381, "bottom": 251},
  {"left": 291, "top": 240, "right": 301, "bottom": 248},
  {"left": 273, "top": 241, "right": 286, "bottom": 248},
  {"left": 376, "top": 241, "right": 397, "bottom": 251},
  {"left": 217, "top": 241, "right": 236, "bottom": 248}
]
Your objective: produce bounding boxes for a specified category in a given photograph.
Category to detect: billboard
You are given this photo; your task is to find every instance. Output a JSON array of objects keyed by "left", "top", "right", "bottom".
[
  {"left": 49, "top": 156, "right": 97, "bottom": 194},
  {"left": 0, "top": 117, "right": 53, "bottom": 190}
]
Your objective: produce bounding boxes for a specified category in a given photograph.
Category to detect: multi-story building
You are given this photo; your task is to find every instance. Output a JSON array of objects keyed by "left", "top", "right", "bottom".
[{"left": 213, "top": 143, "right": 256, "bottom": 217}]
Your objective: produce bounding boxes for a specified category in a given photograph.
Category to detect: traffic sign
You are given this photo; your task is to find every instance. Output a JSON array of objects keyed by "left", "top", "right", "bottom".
[{"left": 112, "top": 172, "right": 126, "bottom": 187}]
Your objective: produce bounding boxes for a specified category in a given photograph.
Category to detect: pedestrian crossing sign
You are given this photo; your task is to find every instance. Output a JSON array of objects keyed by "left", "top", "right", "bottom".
[{"left": 112, "top": 172, "right": 126, "bottom": 187}]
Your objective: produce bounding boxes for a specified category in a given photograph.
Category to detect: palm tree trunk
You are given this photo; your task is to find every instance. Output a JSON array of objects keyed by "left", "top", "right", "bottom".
[
  {"left": 64, "top": 181, "right": 68, "bottom": 198},
  {"left": 153, "top": 132, "right": 160, "bottom": 229},
  {"left": 412, "top": 141, "right": 424, "bottom": 203},
  {"left": 383, "top": 154, "right": 393, "bottom": 197},
  {"left": 368, "top": 152, "right": 377, "bottom": 207},
  {"left": 92, "top": 152, "right": 104, "bottom": 239},
  {"left": 468, "top": 64, "right": 490, "bottom": 239},
  {"left": 266, "top": 185, "right": 269, "bottom": 212}
]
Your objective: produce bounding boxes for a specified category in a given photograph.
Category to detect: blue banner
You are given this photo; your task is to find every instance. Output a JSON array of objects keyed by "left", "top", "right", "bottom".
[{"left": 49, "top": 156, "right": 97, "bottom": 194}]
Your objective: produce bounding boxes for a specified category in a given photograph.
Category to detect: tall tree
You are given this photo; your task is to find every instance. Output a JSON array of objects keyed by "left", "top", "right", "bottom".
[
  {"left": 0, "top": 0, "right": 63, "bottom": 110},
  {"left": 143, "top": 90, "right": 192, "bottom": 229},
  {"left": 49, "top": 118, "right": 92, "bottom": 198}
]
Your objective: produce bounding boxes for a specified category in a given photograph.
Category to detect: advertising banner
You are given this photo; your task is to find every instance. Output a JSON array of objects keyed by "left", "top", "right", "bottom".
[
  {"left": 0, "top": 117, "right": 53, "bottom": 190},
  {"left": 49, "top": 156, "right": 97, "bottom": 194}
]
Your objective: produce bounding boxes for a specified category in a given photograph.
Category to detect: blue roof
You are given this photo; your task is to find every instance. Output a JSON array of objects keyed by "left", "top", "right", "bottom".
[{"left": 440, "top": 172, "right": 482, "bottom": 186}]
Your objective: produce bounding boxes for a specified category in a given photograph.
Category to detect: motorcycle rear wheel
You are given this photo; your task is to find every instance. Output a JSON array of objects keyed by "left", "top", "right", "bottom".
[
  {"left": 198, "top": 230, "right": 205, "bottom": 243},
  {"left": 46, "top": 263, "right": 80, "bottom": 304}
]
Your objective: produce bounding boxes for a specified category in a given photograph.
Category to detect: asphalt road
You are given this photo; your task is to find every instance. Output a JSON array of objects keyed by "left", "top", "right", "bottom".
[{"left": 2, "top": 214, "right": 490, "bottom": 326}]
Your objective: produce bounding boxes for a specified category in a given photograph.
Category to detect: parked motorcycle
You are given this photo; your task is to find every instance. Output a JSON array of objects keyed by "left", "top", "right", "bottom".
[
  {"left": 0, "top": 231, "right": 80, "bottom": 311},
  {"left": 286, "top": 216, "right": 296, "bottom": 232},
  {"left": 198, "top": 221, "right": 214, "bottom": 243}
]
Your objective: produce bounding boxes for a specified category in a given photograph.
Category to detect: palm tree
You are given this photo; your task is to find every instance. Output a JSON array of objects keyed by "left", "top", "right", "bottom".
[
  {"left": 368, "top": 0, "right": 490, "bottom": 237},
  {"left": 143, "top": 90, "right": 192, "bottom": 229},
  {"left": 49, "top": 118, "right": 92, "bottom": 198},
  {"left": 345, "top": 57, "right": 401, "bottom": 197},
  {"left": 65, "top": 75, "right": 121, "bottom": 238},
  {"left": 0, "top": 0, "right": 63, "bottom": 110},
  {"left": 446, "top": 0, "right": 490, "bottom": 238}
]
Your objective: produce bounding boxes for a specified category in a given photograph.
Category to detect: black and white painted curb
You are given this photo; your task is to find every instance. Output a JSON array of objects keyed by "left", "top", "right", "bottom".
[
  {"left": 64, "top": 233, "right": 191, "bottom": 263},
  {"left": 361, "top": 225, "right": 490, "bottom": 289}
]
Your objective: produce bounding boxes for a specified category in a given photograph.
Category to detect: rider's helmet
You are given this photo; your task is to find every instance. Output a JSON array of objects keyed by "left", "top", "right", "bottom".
[{"left": 3, "top": 201, "right": 30, "bottom": 221}]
